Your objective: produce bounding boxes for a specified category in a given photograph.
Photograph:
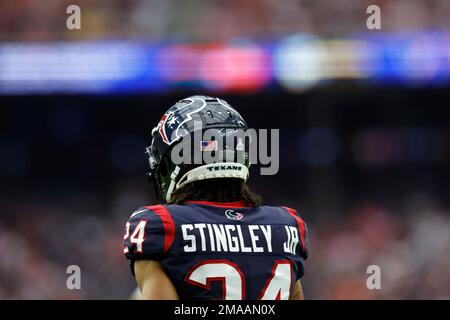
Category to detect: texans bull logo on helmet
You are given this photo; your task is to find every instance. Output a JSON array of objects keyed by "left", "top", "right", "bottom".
[
  {"left": 156, "top": 98, "right": 206, "bottom": 145},
  {"left": 156, "top": 96, "right": 245, "bottom": 145}
]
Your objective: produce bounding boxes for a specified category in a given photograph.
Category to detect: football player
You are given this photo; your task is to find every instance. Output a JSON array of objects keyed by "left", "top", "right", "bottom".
[{"left": 123, "top": 96, "right": 309, "bottom": 300}]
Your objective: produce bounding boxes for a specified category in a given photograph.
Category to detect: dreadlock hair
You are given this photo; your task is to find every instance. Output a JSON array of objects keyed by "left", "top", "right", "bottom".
[{"left": 169, "top": 178, "right": 262, "bottom": 207}]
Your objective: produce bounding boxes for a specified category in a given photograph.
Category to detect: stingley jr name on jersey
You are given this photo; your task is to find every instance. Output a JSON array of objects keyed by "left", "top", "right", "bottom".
[{"left": 123, "top": 200, "right": 309, "bottom": 300}]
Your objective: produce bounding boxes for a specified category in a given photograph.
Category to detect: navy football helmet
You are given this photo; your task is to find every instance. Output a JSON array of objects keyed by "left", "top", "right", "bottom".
[{"left": 146, "top": 95, "right": 251, "bottom": 203}]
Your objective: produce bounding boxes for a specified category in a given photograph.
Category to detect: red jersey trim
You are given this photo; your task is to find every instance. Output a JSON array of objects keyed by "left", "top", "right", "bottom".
[
  {"left": 184, "top": 200, "right": 251, "bottom": 208},
  {"left": 145, "top": 205, "right": 175, "bottom": 253}
]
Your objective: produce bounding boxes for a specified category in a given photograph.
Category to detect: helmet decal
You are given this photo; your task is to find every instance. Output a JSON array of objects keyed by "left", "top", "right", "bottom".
[{"left": 157, "top": 97, "right": 207, "bottom": 145}]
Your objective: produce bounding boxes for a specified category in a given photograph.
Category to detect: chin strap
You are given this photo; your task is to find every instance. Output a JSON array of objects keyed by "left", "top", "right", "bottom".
[
  {"left": 175, "top": 162, "right": 249, "bottom": 191},
  {"left": 165, "top": 166, "right": 181, "bottom": 203},
  {"left": 165, "top": 163, "right": 250, "bottom": 203}
]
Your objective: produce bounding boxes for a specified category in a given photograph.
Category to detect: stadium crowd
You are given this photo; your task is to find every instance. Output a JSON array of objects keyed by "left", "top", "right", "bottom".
[{"left": 1, "top": 0, "right": 450, "bottom": 42}]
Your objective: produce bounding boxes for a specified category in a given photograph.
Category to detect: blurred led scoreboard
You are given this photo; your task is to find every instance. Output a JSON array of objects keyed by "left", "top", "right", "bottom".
[{"left": 0, "top": 32, "right": 449, "bottom": 94}]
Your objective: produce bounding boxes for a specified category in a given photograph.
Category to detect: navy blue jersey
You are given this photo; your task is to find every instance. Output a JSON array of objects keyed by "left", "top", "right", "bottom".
[{"left": 123, "top": 200, "right": 309, "bottom": 300}]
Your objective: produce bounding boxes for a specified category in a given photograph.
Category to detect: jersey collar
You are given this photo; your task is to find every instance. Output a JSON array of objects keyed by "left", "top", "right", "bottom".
[{"left": 184, "top": 200, "right": 250, "bottom": 208}]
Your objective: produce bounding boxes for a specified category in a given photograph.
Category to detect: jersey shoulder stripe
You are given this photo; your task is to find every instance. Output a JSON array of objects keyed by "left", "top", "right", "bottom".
[{"left": 144, "top": 205, "right": 175, "bottom": 253}]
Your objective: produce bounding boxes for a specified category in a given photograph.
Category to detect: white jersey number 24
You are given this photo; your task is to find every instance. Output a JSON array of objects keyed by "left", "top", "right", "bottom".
[{"left": 185, "top": 259, "right": 293, "bottom": 300}]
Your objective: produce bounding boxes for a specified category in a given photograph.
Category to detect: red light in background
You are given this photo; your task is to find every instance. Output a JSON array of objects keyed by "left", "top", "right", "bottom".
[{"left": 199, "top": 45, "right": 271, "bottom": 92}]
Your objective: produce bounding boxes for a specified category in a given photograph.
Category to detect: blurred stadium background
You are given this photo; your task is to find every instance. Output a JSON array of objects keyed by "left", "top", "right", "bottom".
[{"left": 1, "top": 0, "right": 450, "bottom": 299}]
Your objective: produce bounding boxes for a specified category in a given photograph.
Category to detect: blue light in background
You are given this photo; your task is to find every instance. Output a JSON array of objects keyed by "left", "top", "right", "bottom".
[
  {"left": 0, "top": 32, "right": 449, "bottom": 94},
  {"left": 299, "top": 127, "right": 339, "bottom": 167}
]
